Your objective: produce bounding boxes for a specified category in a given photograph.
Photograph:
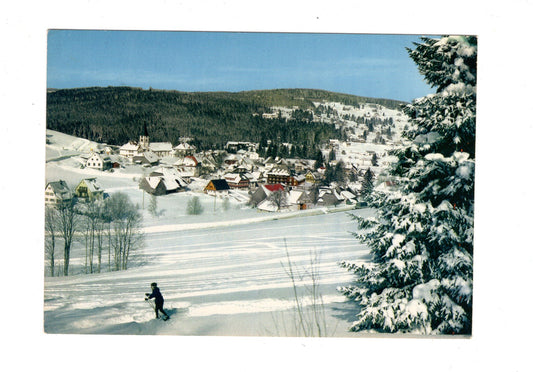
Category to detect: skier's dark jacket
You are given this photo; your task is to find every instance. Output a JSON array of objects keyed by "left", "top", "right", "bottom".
[{"left": 147, "top": 287, "right": 164, "bottom": 306}]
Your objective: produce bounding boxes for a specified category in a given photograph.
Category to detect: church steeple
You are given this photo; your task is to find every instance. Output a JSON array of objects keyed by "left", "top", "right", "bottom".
[{"left": 139, "top": 122, "right": 149, "bottom": 150}]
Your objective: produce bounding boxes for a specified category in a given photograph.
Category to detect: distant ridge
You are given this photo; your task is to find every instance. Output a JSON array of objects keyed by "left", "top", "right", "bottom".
[{"left": 46, "top": 86, "right": 405, "bottom": 149}]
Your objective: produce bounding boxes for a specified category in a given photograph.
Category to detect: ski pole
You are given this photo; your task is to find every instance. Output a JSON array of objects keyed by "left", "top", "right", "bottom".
[{"left": 145, "top": 298, "right": 156, "bottom": 310}]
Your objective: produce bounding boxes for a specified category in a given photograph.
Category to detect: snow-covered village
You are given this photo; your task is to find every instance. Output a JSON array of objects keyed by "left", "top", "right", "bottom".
[
  {"left": 44, "top": 99, "right": 408, "bottom": 336},
  {"left": 39, "top": 30, "right": 480, "bottom": 358}
]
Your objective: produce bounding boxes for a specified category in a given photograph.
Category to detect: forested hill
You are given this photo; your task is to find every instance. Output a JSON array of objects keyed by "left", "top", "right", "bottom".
[{"left": 46, "top": 86, "right": 406, "bottom": 150}]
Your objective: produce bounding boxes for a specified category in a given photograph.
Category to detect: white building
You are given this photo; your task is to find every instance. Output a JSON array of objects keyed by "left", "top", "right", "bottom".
[
  {"left": 149, "top": 142, "right": 173, "bottom": 158},
  {"left": 45, "top": 180, "right": 72, "bottom": 206},
  {"left": 85, "top": 152, "right": 111, "bottom": 171},
  {"left": 174, "top": 142, "right": 196, "bottom": 156},
  {"left": 119, "top": 142, "right": 142, "bottom": 158}
]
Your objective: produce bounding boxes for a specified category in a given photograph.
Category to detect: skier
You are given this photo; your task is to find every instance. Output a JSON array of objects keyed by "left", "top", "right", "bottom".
[{"left": 145, "top": 282, "right": 170, "bottom": 320}]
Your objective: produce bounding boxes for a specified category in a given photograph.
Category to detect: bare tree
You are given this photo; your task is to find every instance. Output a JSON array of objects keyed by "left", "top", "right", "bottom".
[
  {"left": 105, "top": 193, "right": 143, "bottom": 271},
  {"left": 56, "top": 200, "right": 78, "bottom": 276},
  {"left": 95, "top": 209, "right": 106, "bottom": 273},
  {"left": 79, "top": 200, "right": 102, "bottom": 274},
  {"left": 267, "top": 189, "right": 288, "bottom": 211},
  {"left": 44, "top": 206, "right": 57, "bottom": 277}
]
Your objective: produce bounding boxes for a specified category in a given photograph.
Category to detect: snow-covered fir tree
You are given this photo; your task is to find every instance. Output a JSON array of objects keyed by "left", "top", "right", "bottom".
[
  {"left": 341, "top": 36, "right": 476, "bottom": 335},
  {"left": 360, "top": 168, "right": 374, "bottom": 200}
]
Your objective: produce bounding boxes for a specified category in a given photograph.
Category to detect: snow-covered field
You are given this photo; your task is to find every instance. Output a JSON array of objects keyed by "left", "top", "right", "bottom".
[
  {"left": 44, "top": 130, "right": 374, "bottom": 336},
  {"left": 44, "top": 210, "right": 372, "bottom": 336}
]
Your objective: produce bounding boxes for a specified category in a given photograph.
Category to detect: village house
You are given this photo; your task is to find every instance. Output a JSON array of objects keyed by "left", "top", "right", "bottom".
[
  {"left": 257, "top": 197, "right": 284, "bottom": 212},
  {"left": 249, "top": 184, "right": 285, "bottom": 207},
  {"left": 223, "top": 154, "right": 240, "bottom": 168},
  {"left": 139, "top": 176, "right": 183, "bottom": 196},
  {"left": 204, "top": 179, "right": 231, "bottom": 197},
  {"left": 224, "top": 173, "right": 250, "bottom": 189},
  {"left": 245, "top": 172, "right": 260, "bottom": 190},
  {"left": 285, "top": 159, "right": 315, "bottom": 173},
  {"left": 263, "top": 156, "right": 278, "bottom": 170},
  {"left": 45, "top": 180, "right": 72, "bottom": 206},
  {"left": 267, "top": 164, "right": 291, "bottom": 184},
  {"left": 119, "top": 141, "right": 143, "bottom": 158},
  {"left": 340, "top": 189, "right": 358, "bottom": 205},
  {"left": 133, "top": 150, "right": 159, "bottom": 166},
  {"left": 85, "top": 152, "right": 112, "bottom": 171},
  {"left": 316, "top": 187, "right": 344, "bottom": 206},
  {"left": 139, "top": 176, "right": 168, "bottom": 196},
  {"left": 286, "top": 174, "right": 306, "bottom": 187},
  {"left": 173, "top": 155, "right": 199, "bottom": 179},
  {"left": 174, "top": 155, "right": 199, "bottom": 168},
  {"left": 75, "top": 178, "right": 105, "bottom": 202},
  {"left": 174, "top": 142, "right": 196, "bottom": 156},
  {"left": 305, "top": 170, "right": 318, "bottom": 184},
  {"left": 194, "top": 152, "right": 218, "bottom": 174},
  {"left": 174, "top": 166, "right": 197, "bottom": 181},
  {"left": 120, "top": 122, "right": 152, "bottom": 158},
  {"left": 139, "top": 167, "right": 188, "bottom": 195},
  {"left": 149, "top": 142, "right": 174, "bottom": 158},
  {"left": 287, "top": 189, "right": 313, "bottom": 210},
  {"left": 229, "top": 156, "right": 255, "bottom": 174}
]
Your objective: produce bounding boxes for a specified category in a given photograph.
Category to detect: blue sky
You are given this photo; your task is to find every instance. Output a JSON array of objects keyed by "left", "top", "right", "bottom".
[{"left": 47, "top": 31, "right": 434, "bottom": 102}]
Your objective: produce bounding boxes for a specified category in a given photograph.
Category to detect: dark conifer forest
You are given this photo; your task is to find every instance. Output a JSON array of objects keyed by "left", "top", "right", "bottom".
[{"left": 46, "top": 86, "right": 405, "bottom": 153}]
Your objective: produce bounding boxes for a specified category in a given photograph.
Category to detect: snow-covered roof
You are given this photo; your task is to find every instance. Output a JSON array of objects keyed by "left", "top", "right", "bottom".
[
  {"left": 174, "top": 143, "right": 195, "bottom": 150},
  {"left": 340, "top": 190, "right": 356, "bottom": 200},
  {"left": 174, "top": 156, "right": 198, "bottom": 167},
  {"left": 288, "top": 190, "right": 303, "bottom": 205},
  {"left": 268, "top": 166, "right": 290, "bottom": 176},
  {"left": 162, "top": 177, "right": 180, "bottom": 191},
  {"left": 135, "top": 150, "right": 159, "bottom": 163},
  {"left": 264, "top": 184, "right": 284, "bottom": 193},
  {"left": 175, "top": 167, "right": 196, "bottom": 178},
  {"left": 207, "top": 179, "right": 230, "bottom": 191},
  {"left": 46, "top": 180, "right": 71, "bottom": 198},
  {"left": 154, "top": 166, "right": 189, "bottom": 185},
  {"left": 224, "top": 173, "right": 242, "bottom": 183},
  {"left": 88, "top": 152, "right": 111, "bottom": 162},
  {"left": 120, "top": 142, "right": 140, "bottom": 151},
  {"left": 318, "top": 187, "right": 343, "bottom": 201},
  {"left": 80, "top": 178, "right": 103, "bottom": 193},
  {"left": 145, "top": 176, "right": 163, "bottom": 189},
  {"left": 257, "top": 199, "right": 280, "bottom": 212},
  {"left": 144, "top": 173, "right": 186, "bottom": 191},
  {"left": 149, "top": 142, "right": 173, "bottom": 152}
]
